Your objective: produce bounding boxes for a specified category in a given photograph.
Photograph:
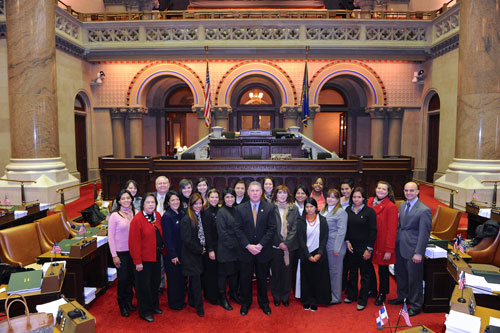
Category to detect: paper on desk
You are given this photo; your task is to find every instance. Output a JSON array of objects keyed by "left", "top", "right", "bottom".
[
  {"left": 425, "top": 246, "right": 447, "bottom": 258},
  {"left": 490, "top": 317, "right": 500, "bottom": 327},
  {"left": 102, "top": 201, "right": 110, "bottom": 208},
  {"left": 489, "top": 283, "right": 500, "bottom": 292},
  {"left": 465, "top": 272, "right": 493, "bottom": 294},
  {"left": 42, "top": 261, "right": 66, "bottom": 277},
  {"left": 14, "top": 210, "right": 28, "bottom": 219},
  {"left": 478, "top": 208, "right": 491, "bottom": 219},
  {"left": 36, "top": 298, "right": 67, "bottom": 325},
  {"left": 445, "top": 310, "right": 481, "bottom": 333},
  {"left": 39, "top": 203, "right": 50, "bottom": 211}
]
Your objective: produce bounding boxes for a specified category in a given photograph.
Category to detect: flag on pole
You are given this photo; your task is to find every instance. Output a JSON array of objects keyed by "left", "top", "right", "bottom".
[
  {"left": 400, "top": 302, "right": 412, "bottom": 327},
  {"left": 301, "top": 61, "right": 310, "bottom": 127},
  {"left": 453, "top": 238, "right": 458, "bottom": 251},
  {"left": 458, "top": 270, "right": 466, "bottom": 290},
  {"left": 472, "top": 190, "right": 478, "bottom": 202},
  {"left": 376, "top": 305, "right": 389, "bottom": 327},
  {"left": 79, "top": 224, "right": 87, "bottom": 237},
  {"left": 51, "top": 241, "right": 62, "bottom": 254},
  {"left": 203, "top": 61, "right": 212, "bottom": 128}
]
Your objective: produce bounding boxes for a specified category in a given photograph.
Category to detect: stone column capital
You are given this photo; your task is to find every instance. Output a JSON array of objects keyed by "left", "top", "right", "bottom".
[
  {"left": 281, "top": 106, "right": 300, "bottom": 119},
  {"left": 386, "top": 107, "right": 404, "bottom": 119},
  {"left": 110, "top": 107, "right": 128, "bottom": 119},
  {"left": 307, "top": 106, "right": 319, "bottom": 120},
  {"left": 127, "top": 107, "right": 148, "bottom": 119},
  {"left": 213, "top": 106, "right": 232, "bottom": 119},
  {"left": 365, "top": 106, "right": 386, "bottom": 119}
]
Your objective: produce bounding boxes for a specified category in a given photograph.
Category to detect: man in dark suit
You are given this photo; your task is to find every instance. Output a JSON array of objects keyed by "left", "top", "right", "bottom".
[
  {"left": 389, "top": 182, "right": 432, "bottom": 316},
  {"left": 235, "top": 181, "right": 277, "bottom": 316}
]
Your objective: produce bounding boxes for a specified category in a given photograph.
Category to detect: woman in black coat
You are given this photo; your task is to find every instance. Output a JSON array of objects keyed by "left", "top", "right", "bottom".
[
  {"left": 161, "top": 191, "right": 186, "bottom": 310},
  {"left": 344, "top": 187, "right": 377, "bottom": 311},
  {"left": 180, "top": 193, "right": 206, "bottom": 317},
  {"left": 215, "top": 187, "right": 240, "bottom": 310},
  {"left": 201, "top": 188, "right": 220, "bottom": 305},
  {"left": 297, "top": 197, "right": 331, "bottom": 312}
]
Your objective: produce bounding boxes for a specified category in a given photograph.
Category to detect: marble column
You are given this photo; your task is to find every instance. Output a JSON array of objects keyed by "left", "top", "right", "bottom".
[
  {"left": 111, "top": 109, "right": 127, "bottom": 158},
  {"left": 435, "top": 0, "right": 500, "bottom": 209},
  {"left": 128, "top": 107, "right": 147, "bottom": 158},
  {"left": 195, "top": 107, "right": 210, "bottom": 138},
  {"left": 366, "top": 107, "right": 385, "bottom": 158},
  {"left": 302, "top": 107, "right": 316, "bottom": 139},
  {"left": 387, "top": 107, "right": 403, "bottom": 156},
  {"left": 1, "top": 0, "right": 79, "bottom": 205},
  {"left": 213, "top": 107, "right": 231, "bottom": 130},
  {"left": 282, "top": 106, "right": 300, "bottom": 129}
]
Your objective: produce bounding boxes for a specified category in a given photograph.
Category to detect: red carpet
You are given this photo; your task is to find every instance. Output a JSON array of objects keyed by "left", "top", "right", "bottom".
[{"left": 71, "top": 183, "right": 454, "bottom": 332}]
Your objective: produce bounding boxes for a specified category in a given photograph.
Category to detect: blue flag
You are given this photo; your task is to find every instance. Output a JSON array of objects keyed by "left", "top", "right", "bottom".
[{"left": 301, "top": 62, "right": 310, "bottom": 127}]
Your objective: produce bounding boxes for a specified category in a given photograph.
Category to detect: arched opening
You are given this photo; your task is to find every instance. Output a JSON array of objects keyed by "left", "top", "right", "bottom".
[
  {"left": 229, "top": 76, "right": 282, "bottom": 132},
  {"left": 74, "top": 93, "right": 88, "bottom": 181},
  {"left": 426, "top": 92, "right": 441, "bottom": 182},
  {"left": 314, "top": 76, "right": 369, "bottom": 158},
  {"left": 141, "top": 76, "right": 196, "bottom": 156}
]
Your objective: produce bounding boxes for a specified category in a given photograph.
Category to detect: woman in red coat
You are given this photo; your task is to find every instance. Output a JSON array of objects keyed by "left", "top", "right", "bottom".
[
  {"left": 129, "top": 192, "right": 165, "bottom": 322},
  {"left": 367, "top": 181, "right": 398, "bottom": 306}
]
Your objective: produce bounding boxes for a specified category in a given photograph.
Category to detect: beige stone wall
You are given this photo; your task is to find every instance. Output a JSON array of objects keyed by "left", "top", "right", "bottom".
[{"left": 0, "top": 39, "right": 11, "bottom": 175}]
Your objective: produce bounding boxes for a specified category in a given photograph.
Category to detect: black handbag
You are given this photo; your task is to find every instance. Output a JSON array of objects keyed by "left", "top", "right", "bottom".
[{"left": 80, "top": 204, "right": 106, "bottom": 226}]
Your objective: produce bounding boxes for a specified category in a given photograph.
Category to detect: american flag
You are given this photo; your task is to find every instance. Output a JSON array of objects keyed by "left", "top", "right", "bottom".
[
  {"left": 52, "top": 241, "right": 62, "bottom": 254},
  {"left": 376, "top": 305, "right": 389, "bottom": 327},
  {"left": 203, "top": 61, "right": 211, "bottom": 128},
  {"left": 79, "top": 224, "right": 87, "bottom": 236},
  {"left": 472, "top": 190, "right": 479, "bottom": 202},
  {"left": 458, "top": 271, "right": 466, "bottom": 290},
  {"left": 400, "top": 302, "right": 412, "bottom": 327}
]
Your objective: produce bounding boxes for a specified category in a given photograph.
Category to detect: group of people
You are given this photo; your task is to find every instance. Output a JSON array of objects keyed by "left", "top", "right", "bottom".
[{"left": 107, "top": 175, "right": 432, "bottom": 322}]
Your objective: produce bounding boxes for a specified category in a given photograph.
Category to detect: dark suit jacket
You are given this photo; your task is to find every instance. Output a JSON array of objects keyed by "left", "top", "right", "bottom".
[
  {"left": 234, "top": 200, "right": 277, "bottom": 263},
  {"left": 396, "top": 199, "right": 432, "bottom": 259},
  {"left": 180, "top": 214, "right": 204, "bottom": 276},
  {"left": 215, "top": 206, "right": 239, "bottom": 263}
]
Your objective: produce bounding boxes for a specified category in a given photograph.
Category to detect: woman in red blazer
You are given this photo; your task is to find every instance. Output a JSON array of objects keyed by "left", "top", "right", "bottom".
[
  {"left": 367, "top": 181, "right": 398, "bottom": 306},
  {"left": 129, "top": 192, "right": 165, "bottom": 323}
]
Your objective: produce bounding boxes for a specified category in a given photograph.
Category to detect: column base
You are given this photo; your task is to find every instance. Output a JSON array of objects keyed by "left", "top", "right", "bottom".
[
  {"left": 434, "top": 158, "right": 500, "bottom": 210},
  {"left": 0, "top": 157, "right": 80, "bottom": 206}
]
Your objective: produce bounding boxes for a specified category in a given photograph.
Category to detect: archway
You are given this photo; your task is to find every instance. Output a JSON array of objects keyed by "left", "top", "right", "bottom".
[
  {"left": 74, "top": 92, "right": 89, "bottom": 181},
  {"left": 228, "top": 75, "right": 283, "bottom": 132},
  {"left": 425, "top": 91, "right": 440, "bottom": 182}
]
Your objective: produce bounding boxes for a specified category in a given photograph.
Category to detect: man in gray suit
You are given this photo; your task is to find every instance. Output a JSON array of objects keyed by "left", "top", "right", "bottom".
[{"left": 388, "top": 182, "right": 432, "bottom": 316}]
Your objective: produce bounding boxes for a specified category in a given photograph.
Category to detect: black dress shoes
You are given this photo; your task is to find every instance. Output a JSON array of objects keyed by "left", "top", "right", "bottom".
[
  {"left": 282, "top": 300, "right": 289, "bottom": 307},
  {"left": 262, "top": 305, "right": 272, "bottom": 315},
  {"left": 220, "top": 298, "right": 233, "bottom": 311},
  {"left": 126, "top": 303, "right": 136, "bottom": 312},
  {"left": 374, "top": 294, "right": 386, "bottom": 306},
  {"left": 240, "top": 305, "right": 249, "bottom": 316},
  {"left": 141, "top": 315, "right": 154, "bottom": 322},
  {"left": 119, "top": 306, "right": 129, "bottom": 317},
  {"left": 273, "top": 300, "right": 280, "bottom": 307},
  {"left": 388, "top": 298, "right": 404, "bottom": 305},
  {"left": 153, "top": 308, "right": 163, "bottom": 314},
  {"left": 408, "top": 308, "right": 421, "bottom": 317}
]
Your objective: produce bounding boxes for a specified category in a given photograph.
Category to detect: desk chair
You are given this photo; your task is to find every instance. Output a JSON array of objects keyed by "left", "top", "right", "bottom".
[
  {"left": 430, "top": 206, "right": 462, "bottom": 241},
  {"left": 35, "top": 213, "right": 72, "bottom": 253},
  {"left": 0, "top": 224, "right": 44, "bottom": 267},
  {"left": 54, "top": 203, "right": 90, "bottom": 236},
  {"left": 468, "top": 231, "right": 500, "bottom": 268}
]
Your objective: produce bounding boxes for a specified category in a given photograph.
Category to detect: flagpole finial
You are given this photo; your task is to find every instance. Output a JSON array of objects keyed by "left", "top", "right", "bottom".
[
  {"left": 205, "top": 46, "right": 209, "bottom": 61},
  {"left": 305, "top": 46, "right": 310, "bottom": 61}
]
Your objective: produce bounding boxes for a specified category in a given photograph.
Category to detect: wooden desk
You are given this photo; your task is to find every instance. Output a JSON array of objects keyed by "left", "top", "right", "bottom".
[
  {"left": 38, "top": 242, "right": 109, "bottom": 307},
  {"left": 466, "top": 203, "right": 500, "bottom": 238},
  {"left": 475, "top": 306, "right": 500, "bottom": 332},
  {"left": 0, "top": 203, "right": 48, "bottom": 229},
  {"left": 209, "top": 136, "right": 302, "bottom": 160},
  {"left": 423, "top": 257, "right": 454, "bottom": 313},
  {"left": 0, "top": 270, "right": 65, "bottom": 316}
]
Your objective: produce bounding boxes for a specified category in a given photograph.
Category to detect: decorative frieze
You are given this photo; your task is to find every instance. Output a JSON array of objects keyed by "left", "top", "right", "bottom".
[
  {"left": 55, "top": 11, "right": 79, "bottom": 39},
  {"left": 366, "top": 27, "right": 426, "bottom": 41},
  {"left": 306, "top": 27, "right": 360, "bottom": 40},
  {"left": 205, "top": 27, "right": 300, "bottom": 41},
  {"left": 88, "top": 28, "right": 140, "bottom": 42},
  {"left": 435, "top": 11, "right": 459, "bottom": 38},
  {"left": 146, "top": 27, "right": 198, "bottom": 41}
]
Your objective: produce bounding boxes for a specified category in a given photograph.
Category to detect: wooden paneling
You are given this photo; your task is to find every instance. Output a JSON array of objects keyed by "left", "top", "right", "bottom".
[
  {"left": 100, "top": 156, "right": 413, "bottom": 200},
  {"left": 209, "top": 137, "right": 302, "bottom": 159}
]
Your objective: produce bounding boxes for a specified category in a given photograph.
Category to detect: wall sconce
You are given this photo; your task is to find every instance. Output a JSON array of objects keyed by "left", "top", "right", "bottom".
[
  {"left": 412, "top": 69, "right": 425, "bottom": 84},
  {"left": 91, "top": 71, "right": 105, "bottom": 86}
]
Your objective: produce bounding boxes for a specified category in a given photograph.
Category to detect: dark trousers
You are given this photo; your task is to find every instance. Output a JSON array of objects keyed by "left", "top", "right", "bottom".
[
  {"left": 372, "top": 264, "right": 390, "bottom": 294},
  {"left": 202, "top": 253, "right": 219, "bottom": 304},
  {"left": 395, "top": 248, "right": 424, "bottom": 310},
  {"left": 134, "top": 259, "right": 161, "bottom": 317},
  {"left": 187, "top": 275, "right": 203, "bottom": 312},
  {"left": 164, "top": 256, "right": 186, "bottom": 309},
  {"left": 116, "top": 251, "right": 135, "bottom": 307},
  {"left": 159, "top": 255, "right": 165, "bottom": 289},
  {"left": 270, "top": 248, "right": 291, "bottom": 302},
  {"left": 217, "top": 261, "right": 238, "bottom": 297},
  {"left": 239, "top": 258, "right": 271, "bottom": 308},
  {"left": 346, "top": 247, "right": 374, "bottom": 306},
  {"left": 289, "top": 249, "right": 299, "bottom": 294}
]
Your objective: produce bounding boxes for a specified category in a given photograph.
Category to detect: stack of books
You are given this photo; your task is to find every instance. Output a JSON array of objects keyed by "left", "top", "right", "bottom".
[
  {"left": 84, "top": 287, "right": 96, "bottom": 304},
  {"left": 107, "top": 268, "right": 117, "bottom": 282},
  {"left": 445, "top": 310, "right": 481, "bottom": 333},
  {"left": 7, "top": 270, "right": 43, "bottom": 295}
]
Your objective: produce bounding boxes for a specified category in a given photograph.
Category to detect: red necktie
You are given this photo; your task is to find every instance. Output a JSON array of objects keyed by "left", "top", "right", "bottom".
[{"left": 252, "top": 204, "right": 257, "bottom": 227}]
